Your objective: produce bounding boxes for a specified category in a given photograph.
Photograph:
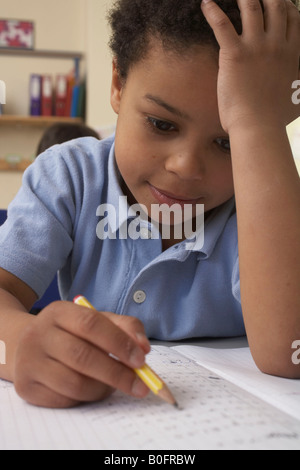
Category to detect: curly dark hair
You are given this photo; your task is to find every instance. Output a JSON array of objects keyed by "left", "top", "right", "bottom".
[{"left": 108, "top": 0, "right": 299, "bottom": 80}]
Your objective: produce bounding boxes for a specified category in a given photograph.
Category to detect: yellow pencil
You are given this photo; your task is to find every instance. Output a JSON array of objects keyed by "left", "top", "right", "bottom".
[{"left": 73, "top": 295, "right": 178, "bottom": 407}]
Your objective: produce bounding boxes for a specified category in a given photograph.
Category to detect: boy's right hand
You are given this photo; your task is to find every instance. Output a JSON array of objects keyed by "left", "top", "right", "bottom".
[{"left": 13, "top": 301, "right": 151, "bottom": 408}]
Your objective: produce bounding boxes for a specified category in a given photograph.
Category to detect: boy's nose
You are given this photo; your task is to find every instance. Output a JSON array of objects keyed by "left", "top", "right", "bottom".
[{"left": 165, "top": 150, "right": 205, "bottom": 181}]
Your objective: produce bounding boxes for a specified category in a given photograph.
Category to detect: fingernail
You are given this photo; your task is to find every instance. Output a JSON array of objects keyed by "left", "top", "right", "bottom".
[
  {"left": 132, "top": 378, "right": 149, "bottom": 398},
  {"left": 130, "top": 347, "right": 145, "bottom": 368}
]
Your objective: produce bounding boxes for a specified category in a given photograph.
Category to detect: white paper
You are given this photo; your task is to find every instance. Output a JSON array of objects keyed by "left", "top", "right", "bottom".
[
  {"left": 0, "top": 345, "right": 300, "bottom": 450},
  {"left": 174, "top": 345, "right": 300, "bottom": 421}
]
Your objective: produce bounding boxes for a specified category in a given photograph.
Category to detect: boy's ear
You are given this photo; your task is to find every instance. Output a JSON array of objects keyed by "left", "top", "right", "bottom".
[{"left": 111, "top": 60, "right": 123, "bottom": 114}]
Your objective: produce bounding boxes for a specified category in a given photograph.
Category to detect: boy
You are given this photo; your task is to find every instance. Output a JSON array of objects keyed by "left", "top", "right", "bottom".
[{"left": 0, "top": 0, "right": 299, "bottom": 408}]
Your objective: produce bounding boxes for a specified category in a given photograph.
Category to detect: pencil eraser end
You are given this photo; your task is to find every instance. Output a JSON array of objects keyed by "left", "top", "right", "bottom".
[{"left": 73, "top": 295, "right": 83, "bottom": 304}]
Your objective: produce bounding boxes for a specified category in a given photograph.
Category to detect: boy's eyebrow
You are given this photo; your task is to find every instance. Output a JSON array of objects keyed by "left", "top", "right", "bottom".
[{"left": 144, "top": 94, "right": 190, "bottom": 120}]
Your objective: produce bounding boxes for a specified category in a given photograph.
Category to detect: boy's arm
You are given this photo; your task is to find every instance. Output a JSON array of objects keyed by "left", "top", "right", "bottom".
[
  {"left": 230, "top": 121, "right": 300, "bottom": 378},
  {"left": 202, "top": 0, "right": 300, "bottom": 377}
]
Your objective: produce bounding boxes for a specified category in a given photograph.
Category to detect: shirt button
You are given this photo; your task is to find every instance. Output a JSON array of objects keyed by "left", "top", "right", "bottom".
[{"left": 133, "top": 290, "right": 147, "bottom": 304}]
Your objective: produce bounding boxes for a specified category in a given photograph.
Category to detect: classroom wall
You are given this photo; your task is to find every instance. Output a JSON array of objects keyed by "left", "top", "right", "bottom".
[
  {"left": 85, "top": 0, "right": 117, "bottom": 129},
  {"left": 0, "top": 0, "right": 117, "bottom": 126},
  {"left": 0, "top": 0, "right": 86, "bottom": 115},
  {"left": 0, "top": 0, "right": 117, "bottom": 208}
]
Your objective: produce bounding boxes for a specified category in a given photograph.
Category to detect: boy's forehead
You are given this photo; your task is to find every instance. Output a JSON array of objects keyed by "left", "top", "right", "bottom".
[
  {"left": 125, "top": 38, "right": 219, "bottom": 87},
  {"left": 128, "top": 37, "right": 218, "bottom": 77},
  {"left": 122, "top": 40, "right": 222, "bottom": 130}
]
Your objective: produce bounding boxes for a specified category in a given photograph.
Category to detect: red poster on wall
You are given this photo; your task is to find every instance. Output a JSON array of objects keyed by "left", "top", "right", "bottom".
[{"left": 0, "top": 20, "right": 34, "bottom": 50}]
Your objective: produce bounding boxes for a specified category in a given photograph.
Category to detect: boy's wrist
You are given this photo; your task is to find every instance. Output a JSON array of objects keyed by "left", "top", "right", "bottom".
[
  {"left": 228, "top": 119, "right": 288, "bottom": 145},
  {"left": 228, "top": 121, "right": 294, "bottom": 169}
]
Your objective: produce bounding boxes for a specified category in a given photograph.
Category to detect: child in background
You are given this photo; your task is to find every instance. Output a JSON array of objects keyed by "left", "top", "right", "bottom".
[
  {"left": 36, "top": 122, "right": 100, "bottom": 155},
  {"left": 0, "top": 0, "right": 299, "bottom": 409}
]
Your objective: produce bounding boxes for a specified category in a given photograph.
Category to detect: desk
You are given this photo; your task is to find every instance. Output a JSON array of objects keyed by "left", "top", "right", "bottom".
[{"left": 0, "top": 336, "right": 299, "bottom": 451}]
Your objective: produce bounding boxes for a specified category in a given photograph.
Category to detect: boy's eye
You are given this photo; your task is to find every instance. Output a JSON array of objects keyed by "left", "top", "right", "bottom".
[
  {"left": 215, "top": 137, "right": 231, "bottom": 153},
  {"left": 147, "top": 117, "right": 176, "bottom": 133}
]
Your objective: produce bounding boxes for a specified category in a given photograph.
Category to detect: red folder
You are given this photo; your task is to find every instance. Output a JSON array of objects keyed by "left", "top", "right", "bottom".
[
  {"left": 41, "top": 75, "right": 53, "bottom": 116},
  {"left": 55, "top": 75, "right": 68, "bottom": 117},
  {"left": 65, "top": 73, "right": 75, "bottom": 117}
]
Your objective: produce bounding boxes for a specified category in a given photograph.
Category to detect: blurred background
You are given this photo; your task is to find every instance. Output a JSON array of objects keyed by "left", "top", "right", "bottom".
[{"left": 0, "top": 0, "right": 117, "bottom": 208}]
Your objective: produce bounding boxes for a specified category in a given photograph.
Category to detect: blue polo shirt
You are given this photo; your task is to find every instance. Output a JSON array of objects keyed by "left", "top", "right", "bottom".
[{"left": 0, "top": 135, "right": 245, "bottom": 340}]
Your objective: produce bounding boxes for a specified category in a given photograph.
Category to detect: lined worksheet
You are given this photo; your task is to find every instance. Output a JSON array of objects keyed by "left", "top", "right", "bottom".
[
  {"left": 175, "top": 345, "right": 300, "bottom": 421},
  {"left": 0, "top": 345, "right": 300, "bottom": 450}
]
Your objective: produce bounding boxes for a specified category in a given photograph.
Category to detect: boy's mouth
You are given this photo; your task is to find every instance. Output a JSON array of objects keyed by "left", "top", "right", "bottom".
[{"left": 148, "top": 183, "right": 204, "bottom": 208}]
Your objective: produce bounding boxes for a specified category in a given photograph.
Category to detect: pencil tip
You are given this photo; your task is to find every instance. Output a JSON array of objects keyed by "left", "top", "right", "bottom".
[{"left": 173, "top": 401, "right": 180, "bottom": 409}]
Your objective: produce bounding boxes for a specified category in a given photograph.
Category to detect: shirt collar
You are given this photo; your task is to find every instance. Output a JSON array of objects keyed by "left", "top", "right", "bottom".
[{"left": 197, "top": 197, "right": 236, "bottom": 258}]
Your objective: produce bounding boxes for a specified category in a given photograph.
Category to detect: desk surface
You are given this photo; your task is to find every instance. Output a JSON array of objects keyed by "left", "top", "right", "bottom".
[
  {"left": 152, "top": 335, "right": 249, "bottom": 349},
  {"left": 0, "top": 336, "right": 299, "bottom": 451}
]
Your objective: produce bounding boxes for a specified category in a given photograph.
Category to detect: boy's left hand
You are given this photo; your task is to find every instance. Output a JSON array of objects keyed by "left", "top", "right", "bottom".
[{"left": 201, "top": 0, "right": 300, "bottom": 133}]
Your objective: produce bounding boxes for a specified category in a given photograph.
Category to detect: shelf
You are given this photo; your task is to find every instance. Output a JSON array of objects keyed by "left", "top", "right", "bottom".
[
  {"left": 0, "top": 49, "right": 85, "bottom": 173},
  {"left": 0, "top": 48, "right": 83, "bottom": 60},
  {"left": 0, "top": 115, "right": 83, "bottom": 127},
  {"left": 0, "top": 159, "right": 32, "bottom": 172}
]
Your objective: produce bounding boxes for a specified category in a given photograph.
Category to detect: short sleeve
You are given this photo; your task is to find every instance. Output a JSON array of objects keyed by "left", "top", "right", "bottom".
[{"left": 0, "top": 146, "right": 77, "bottom": 298}]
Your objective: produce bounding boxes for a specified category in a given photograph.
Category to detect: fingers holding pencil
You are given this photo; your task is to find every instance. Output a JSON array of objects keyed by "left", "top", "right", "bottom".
[
  {"left": 71, "top": 296, "right": 151, "bottom": 366},
  {"left": 54, "top": 299, "right": 151, "bottom": 397},
  {"left": 74, "top": 296, "right": 178, "bottom": 407},
  {"left": 17, "top": 298, "right": 152, "bottom": 408},
  {"left": 15, "top": 295, "right": 177, "bottom": 408}
]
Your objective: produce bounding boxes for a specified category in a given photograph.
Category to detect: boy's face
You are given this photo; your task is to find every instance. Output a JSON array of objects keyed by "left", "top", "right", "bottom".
[{"left": 111, "top": 40, "right": 234, "bottom": 225}]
